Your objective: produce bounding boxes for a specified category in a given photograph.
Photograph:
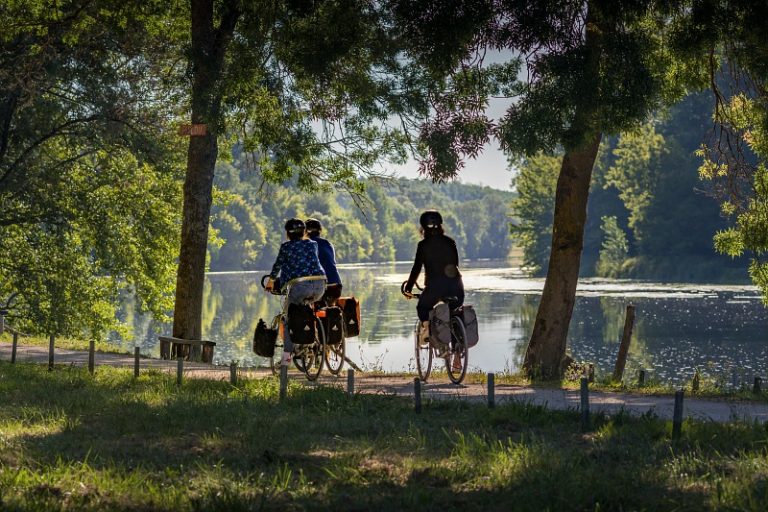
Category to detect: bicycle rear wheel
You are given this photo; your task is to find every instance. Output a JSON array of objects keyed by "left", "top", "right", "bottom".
[
  {"left": 446, "top": 317, "right": 468, "bottom": 385},
  {"left": 325, "top": 330, "right": 345, "bottom": 376},
  {"left": 303, "top": 317, "right": 326, "bottom": 381},
  {"left": 414, "top": 320, "right": 433, "bottom": 382}
]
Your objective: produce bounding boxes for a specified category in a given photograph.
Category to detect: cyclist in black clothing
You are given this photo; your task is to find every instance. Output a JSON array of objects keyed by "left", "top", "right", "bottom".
[{"left": 404, "top": 210, "right": 465, "bottom": 347}]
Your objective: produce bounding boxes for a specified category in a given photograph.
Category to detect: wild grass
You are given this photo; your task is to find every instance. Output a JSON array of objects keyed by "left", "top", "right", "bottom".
[{"left": 1, "top": 362, "right": 768, "bottom": 511}]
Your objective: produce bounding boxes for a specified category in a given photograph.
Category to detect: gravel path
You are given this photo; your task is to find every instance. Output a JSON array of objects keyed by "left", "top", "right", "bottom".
[{"left": 3, "top": 341, "right": 768, "bottom": 423}]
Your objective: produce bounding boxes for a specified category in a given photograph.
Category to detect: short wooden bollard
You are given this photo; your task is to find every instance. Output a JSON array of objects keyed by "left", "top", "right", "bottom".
[
  {"left": 279, "top": 365, "right": 288, "bottom": 401},
  {"left": 753, "top": 377, "right": 762, "bottom": 394},
  {"left": 48, "top": 335, "right": 55, "bottom": 371},
  {"left": 11, "top": 332, "right": 18, "bottom": 364},
  {"left": 229, "top": 361, "right": 238, "bottom": 385},
  {"left": 414, "top": 378, "right": 422, "bottom": 414},
  {"left": 638, "top": 369, "right": 646, "bottom": 386},
  {"left": 347, "top": 368, "right": 355, "bottom": 396},
  {"left": 88, "top": 339, "right": 95, "bottom": 374},
  {"left": 612, "top": 304, "right": 636, "bottom": 382},
  {"left": 672, "top": 389, "right": 684, "bottom": 440},
  {"left": 487, "top": 372, "right": 495, "bottom": 409},
  {"left": 580, "top": 377, "right": 590, "bottom": 431},
  {"left": 134, "top": 347, "right": 141, "bottom": 378},
  {"left": 176, "top": 357, "right": 184, "bottom": 385}
]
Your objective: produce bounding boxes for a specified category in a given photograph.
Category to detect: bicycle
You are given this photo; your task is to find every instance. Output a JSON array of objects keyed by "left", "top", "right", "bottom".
[
  {"left": 401, "top": 281, "right": 469, "bottom": 384},
  {"left": 261, "top": 275, "right": 326, "bottom": 381}
]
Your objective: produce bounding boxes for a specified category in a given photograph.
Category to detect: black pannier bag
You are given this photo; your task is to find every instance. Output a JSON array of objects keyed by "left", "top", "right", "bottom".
[
  {"left": 287, "top": 303, "right": 316, "bottom": 344},
  {"left": 322, "top": 306, "right": 344, "bottom": 345},
  {"left": 339, "top": 296, "right": 361, "bottom": 338},
  {"left": 253, "top": 318, "right": 278, "bottom": 357}
]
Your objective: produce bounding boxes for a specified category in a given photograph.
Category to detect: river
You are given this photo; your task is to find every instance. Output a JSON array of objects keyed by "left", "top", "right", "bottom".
[{"left": 112, "top": 262, "right": 768, "bottom": 385}]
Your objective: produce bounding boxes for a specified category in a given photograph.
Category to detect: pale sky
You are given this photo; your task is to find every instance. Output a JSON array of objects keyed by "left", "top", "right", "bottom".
[{"left": 389, "top": 139, "right": 514, "bottom": 191}]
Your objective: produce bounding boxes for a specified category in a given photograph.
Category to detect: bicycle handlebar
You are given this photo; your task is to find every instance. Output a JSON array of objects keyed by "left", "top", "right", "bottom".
[{"left": 400, "top": 281, "right": 423, "bottom": 299}]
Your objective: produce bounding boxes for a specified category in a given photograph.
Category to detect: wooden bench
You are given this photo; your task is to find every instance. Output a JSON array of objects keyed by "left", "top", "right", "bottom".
[{"left": 159, "top": 336, "right": 216, "bottom": 363}]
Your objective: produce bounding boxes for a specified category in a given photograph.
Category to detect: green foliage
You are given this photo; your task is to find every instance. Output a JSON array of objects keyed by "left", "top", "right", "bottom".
[
  {"left": 596, "top": 216, "right": 630, "bottom": 278},
  {"left": 509, "top": 154, "right": 560, "bottom": 273},
  {"left": 208, "top": 153, "right": 514, "bottom": 271},
  {"left": 512, "top": 92, "right": 746, "bottom": 281},
  {"left": 0, "top": 2, "right": 184, "bottom": 337},
  {"left": 700, "top": 96, "right": 768, "bottom": 301}
]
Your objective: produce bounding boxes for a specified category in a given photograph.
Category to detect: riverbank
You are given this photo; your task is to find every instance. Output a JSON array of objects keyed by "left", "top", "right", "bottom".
[{"left": 1, "top": 361, "right": 768, "bottom": 511}]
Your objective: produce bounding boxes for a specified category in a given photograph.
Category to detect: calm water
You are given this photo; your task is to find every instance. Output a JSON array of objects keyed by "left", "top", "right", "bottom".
[{"left": 113, "top": 262, "right": 768, "bottom": 384}]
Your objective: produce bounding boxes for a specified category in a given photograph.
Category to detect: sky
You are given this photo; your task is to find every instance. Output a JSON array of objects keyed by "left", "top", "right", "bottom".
[{"left": 389, "top": 138, "right": 515, "bottom": 191}]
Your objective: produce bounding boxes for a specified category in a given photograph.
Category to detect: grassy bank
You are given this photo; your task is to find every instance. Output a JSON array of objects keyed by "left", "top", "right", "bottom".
[{"left": 1, "top": 363, "right": 768, "bottom": 511}]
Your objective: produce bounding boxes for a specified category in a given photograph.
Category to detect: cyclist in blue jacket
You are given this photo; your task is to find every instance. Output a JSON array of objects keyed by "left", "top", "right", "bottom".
[
  {"left": 266, "top": 218, "right": 326, "bottom": 365},
  {"left": 305, "top": 218, "right": 343, "bottom": 306}
]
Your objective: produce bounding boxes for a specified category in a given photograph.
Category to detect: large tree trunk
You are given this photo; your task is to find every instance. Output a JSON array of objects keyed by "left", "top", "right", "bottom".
[
  {"left": 522, "top": 0, "right": 605, "bottom": 379},
  {"left": 522, "top": 133, "right": 602, "bottom": 378},
  {"left": 172, "top": 0, "right": 238, "bottom": 352}
]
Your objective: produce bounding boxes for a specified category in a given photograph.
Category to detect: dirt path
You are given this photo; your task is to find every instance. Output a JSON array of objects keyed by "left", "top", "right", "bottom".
[{"left": 3, "top": 341, "right": 768, "bottom": 423}]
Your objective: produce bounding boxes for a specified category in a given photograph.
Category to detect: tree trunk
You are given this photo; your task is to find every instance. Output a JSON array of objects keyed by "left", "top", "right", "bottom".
[
  {"left": 172, "top": 0, "right": 238, "bottom": 352},
  {"left": 522, "top": 0, "right": 605, "bottom": 379},
  {"left": 522, "top": 133, "right": 602, "bottom": 378}
]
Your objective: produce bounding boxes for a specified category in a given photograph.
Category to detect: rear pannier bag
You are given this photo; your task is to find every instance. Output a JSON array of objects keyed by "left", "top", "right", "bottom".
[
  {"left": 253, "top": 318, "right": 278, "bottom": 357},
  {"left": 461, "top": 305, "right": 479, "bottom": 347},
  {"left": 287, "top": 303, "right": 316, "bottom": 344},
  {"left": 429, "top": 302, "right": 451, "bottom": 349},
  {"left": 338, "top": 297, "right": 361, "bottom": 337},
  {"left": 322, "top": 306, "right": 344, "bottom": 345}
]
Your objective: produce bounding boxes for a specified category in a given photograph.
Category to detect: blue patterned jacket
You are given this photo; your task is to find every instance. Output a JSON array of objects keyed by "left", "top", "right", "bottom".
[{"left": 269, "top": 239, "right": 326, "bottom": 286}]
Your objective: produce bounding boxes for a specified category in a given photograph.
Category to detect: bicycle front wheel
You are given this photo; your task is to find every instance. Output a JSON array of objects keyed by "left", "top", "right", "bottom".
[
  {"left": 446, "top": 316, "right": 468, "bottom": 385},
  {"left": 414, "top": 320, "right": 432, "bottom": 382},
  {"left": 304, "top": 317, "right": 326, "bottom": 381}
]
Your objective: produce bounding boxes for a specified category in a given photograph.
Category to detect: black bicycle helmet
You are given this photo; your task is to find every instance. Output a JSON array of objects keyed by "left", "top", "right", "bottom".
[
  {"left": 419, "top": 210, "right": 443, "bottom": 229},
  {"left": 305, "top": 218, "right": 322, "bottom": 233},
  {"left": 284, "top": 218, "right": 305, "bottom": 234}
]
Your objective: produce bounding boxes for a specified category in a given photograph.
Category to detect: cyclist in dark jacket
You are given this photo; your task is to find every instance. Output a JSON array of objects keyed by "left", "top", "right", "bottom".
[
  {"left": 305, "top": 218, "right": 342, "bottom": 305},
  {"left": 404, "top": 210, "right": 465, "bottom": 347}
]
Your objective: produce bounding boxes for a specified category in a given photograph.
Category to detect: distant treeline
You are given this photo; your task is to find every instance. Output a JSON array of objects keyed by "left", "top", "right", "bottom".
[
  {"left": 209, "top": 163, "right": 515, "bottom": 271},
  {"left": 511, "top": 92, "right": 749, "bottom": 282}
]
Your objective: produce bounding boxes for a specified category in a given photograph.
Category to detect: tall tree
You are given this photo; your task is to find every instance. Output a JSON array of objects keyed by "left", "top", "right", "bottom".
[
  {"left": 393, "top": 0, "right": 675, "bottom": 378},
  {"left": 171, "top": 0, "right": 420, "bottom": 348}
]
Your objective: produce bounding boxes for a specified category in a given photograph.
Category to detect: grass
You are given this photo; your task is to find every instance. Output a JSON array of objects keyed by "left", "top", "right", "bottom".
[
  {"left": 0, "top": 332, "right": 128, "bottom": 355},
  {"left": 1, "top": 362, "right": 768, "bottom": 510}
]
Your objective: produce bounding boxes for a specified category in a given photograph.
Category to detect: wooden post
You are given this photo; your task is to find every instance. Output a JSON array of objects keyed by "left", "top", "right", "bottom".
[
  {"left": 176, "top": 357, "right": 184, "bottom": 385},
  {"left": 672, "top": 389, "right": 684, "bottom": 440},
  {"left": 48, "top": 335, "right": 55, "bottom": 371},
  {"left": 229, "top": 361, "right": 237, "bottom": 385},
  {"left": 638, "top": 369, "right": 645, "bottom": 386},
  {"left": 580, "top": 377, "right": 590, "bottom": 432},
  {"left": 88, "top": 339, "right": 95, "bottom": 374},
  {"left": 487, "top": 373, "right": 495, "bottom": 409},
  {"left": 347, "top": 368, "right": 355, "bottom": 396},
  {"left": 414, "top": 377, "right": 422, "bottom": 414},
  {"left": 11, "top": 332, "right": 18, "bottom": 364},
  {"left": 753, "top": 377, "right": 762, "bottom": 394},
  {"left": 612, "top": 304, "right": 635, "bottom": 382},
  {"left": 279, "top": 365, "right": 288, "bottom": 401},
  {"left": 134, "top": 347, "right": 141, "bottom": 378}
]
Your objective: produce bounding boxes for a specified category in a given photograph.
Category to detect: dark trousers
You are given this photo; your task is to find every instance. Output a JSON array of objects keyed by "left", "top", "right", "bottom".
[{"left": 416, "top": 279, "right": 464, "bottom": 321}]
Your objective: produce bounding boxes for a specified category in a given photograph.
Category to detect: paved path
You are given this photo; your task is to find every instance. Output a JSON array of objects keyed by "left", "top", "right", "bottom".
[{"left": 3, "top": 341, "right": 768, "bottom": 423}]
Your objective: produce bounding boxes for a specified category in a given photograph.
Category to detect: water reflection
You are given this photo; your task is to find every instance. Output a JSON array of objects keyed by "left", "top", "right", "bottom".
[{"left": 112, "top": 262, "right": 768, "bottom": 385}]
